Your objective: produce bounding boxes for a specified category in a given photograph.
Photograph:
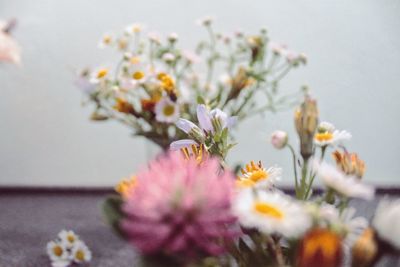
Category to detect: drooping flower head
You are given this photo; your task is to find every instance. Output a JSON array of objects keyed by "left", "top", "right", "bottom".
[
  {"left": 332, "top": 150, "right": 365, "bottom": 179},
  {"left": 121, "top": 152, "right": 238, "bottom": 260}
]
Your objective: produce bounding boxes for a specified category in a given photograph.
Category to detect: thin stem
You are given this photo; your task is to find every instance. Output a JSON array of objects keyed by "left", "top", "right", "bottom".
[
  {"left": 287, "top": 144, "right": 299, "bottom": 195},
  {"left": 305, "top": 146, "right": 327, "bottom": 199}
]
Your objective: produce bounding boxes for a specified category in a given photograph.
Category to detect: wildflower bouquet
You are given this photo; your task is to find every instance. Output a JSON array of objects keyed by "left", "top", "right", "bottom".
[
  {"left": 102, "top": 92, "right": 399, "bottom": 267},
  {"left": 76, "top": 17, "right": 306, "bottom": 149}
]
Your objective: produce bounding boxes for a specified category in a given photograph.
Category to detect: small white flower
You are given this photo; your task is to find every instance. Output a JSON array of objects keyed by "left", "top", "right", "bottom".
[
  {"left": 196, "top": 16, "right": 214, "bottom": 26},
  {"left": 313, "top": 161, "right": 375, "bottom": 200},
  {"left": 58, "top": 230, "right": 79, "bottom": 248},
  {"left": 47, "top": 240, "right": 69, "bottom": 262},
  {"left": 98, "top": 34, "right": 113, "bottom": 49},
  {"left": 218, "top": 73, "right": 232, "bottom": 87},
  {"left": 167, "top": 32, "right": 178, "bottom": 42},
  {"left": 74, "top": 75, "right": 97, "bottom": 94},
  {"left": 71, "top": 241, "right": 92, "bottom": 263},
  {"left": 155, "top": 97, "right": 180, "bottom": 123},
  {"left": 340, "top": 207, "right": 368, "bottom": 248},
  {"left": 270, "top": 130, "right": 288, "bottom": 149},
  {"left": 50, "top": 260, "right": 70, "bottom": 267},
  {"left": 314, "top": 121, "right": 352, "bottom": 147},
  {"left": 233, "top": 189, "right": 311, "bottom": 238},
  {"left": 147, "top": 31, "right": 161, "bottom": 44},
  {"left": 182, "top": 50, "right": 201, "bottom": 64},
  {"left": 373, "top": 198, "right": 400, "bottom": 249},
  {"left": 162, "top": 52, "right": 175, "bottom": 63},
  {"left": 237, "top": 162, "right": 282, "bottom": 189},
  {"left": 196, "top": 104, "right": 237, "bottom": 133},
  {"left": 170, "top": 139, "right": 198, "bottom": 150},
  {"left": 269, "top": 42, "right": 287, "bottom": 54},
  {"left": 125, "top": 23, "right": 143, "bottom": 35}
]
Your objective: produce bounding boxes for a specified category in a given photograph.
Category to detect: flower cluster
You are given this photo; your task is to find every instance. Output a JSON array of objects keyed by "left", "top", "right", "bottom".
[
  {"left": 46, "top": 230, "right": 91, "bottom": 267},
  {"left": 0, "top": 18, "right": 21, "bottom": 65},
  {"left": 76, "top": 17, "right": 305, "bottom": 149}
]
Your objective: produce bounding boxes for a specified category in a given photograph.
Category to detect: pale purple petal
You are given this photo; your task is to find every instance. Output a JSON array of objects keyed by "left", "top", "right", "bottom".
[
  {"left": 175, "top": 118, "right": 197, "bottom": 133},
  {"left": 226, "top": 116, "right": 238, "bottom": 129},
  {"left": 197, "top": 104, "right": 213, "bottom": 132},
  {"left": 170, "top": 139, "right": 198, "bottom": 150}
]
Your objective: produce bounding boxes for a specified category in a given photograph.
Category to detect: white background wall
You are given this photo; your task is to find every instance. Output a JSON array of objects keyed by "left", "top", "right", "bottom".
[{"left": 1, "top": 0, "right": 399, "bottom": 187}]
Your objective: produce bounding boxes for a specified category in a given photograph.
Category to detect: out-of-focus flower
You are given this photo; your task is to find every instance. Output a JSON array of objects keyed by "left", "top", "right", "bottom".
[
  {"left": 157, "top": 72, "right": 176, "bottom": 95},
  {"left": 154, "top": 97, "right": 180, "bottom": 123},
  {"left": 47, "top": 241, "right": 69, "bottom": 263},
  {"left": 140, "top": 97, "right": 159, "bottom": 113},
  {"left": 197, "top": 104, "right": 237, "bottom": 134},
  {"left": 58, "top": 230, "right": 79, "bottom": 248},
  {"left": 269, "top": 42, "right": 287, "bottom": 55},
  {"left": 226, "top": 67, "right": 253, "bottom": 101},
  {"left": 98, "top": 34, "right": 113, "bottom": 49},
  {"left": 180, "top": 143, "right": 208, "bottom": 164},
  {"left": 296, "top": 228, "right": 343, "bottom": 267},
  {"left": 115, "top": 175, "right": 137, "bottom": 199},
  {"left": 182, "top": 50, "right": 201, "bottom": 64},
  {"left": 340, "top": 207, "right": 369, "bottom": 248},
  {"left": 0, "top": 19, "right": 21, "bottom": 65},
  {"left": 236, "top": 161, "right": 281, "bottom": 189},
  {"left": 270, "top": 130, "right": 288, "bottom": 149},
  {"left": 247, "top": 36, "right": 264, "bottom": 62},
  {"left": 122, "top": 152, "right": 238, "bottom": 258},
  {"left": 169, "top": 139, "right": 198, "bottom": 150},
  {"left": 313, "top": 161, "right": 374, "bottom": 200},
  {"left": 162, "top": 52, "right": 175, "bottom": 63},
  {"left": 71, "top": 241, "right": 92, "bottom": 263},
  {"left": 125, "top": 23, "right": 143, "bottom": 35},
  {"left": 114, "top": 98, "right": 136, "bottom": 115},
  {"left": 167, "top": 32, "right": 178, "bottom": 43},
  {"left": 314, "top": 121, "right": 351, "bottom": 147},
  {"left": 196, "top": 16, "right": 214, "bottom": 27},
  {"left": 174, "top": 118, "right": 205, "bottom": 143},
  {"left": 351, "top": 228, "right": 377, "bottom": 267},
  {"left": 332, "top": 150, "right": 365, "bottom": 179},
  {"left": 295, "top": 95, "right": 319, "bottom": 160},
  {"left": 233, "top": 190, "right": 311, "bottom": 238},
  {"left": 372, "top": 198, "right": 400, "bottom": 250},
  {"left": 74, "top": 69, "right": 97, "bottom": 94}
]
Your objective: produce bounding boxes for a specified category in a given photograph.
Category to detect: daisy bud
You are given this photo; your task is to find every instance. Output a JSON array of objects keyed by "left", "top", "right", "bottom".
[
  {"left": 167, "top": 32, "right": 178, "bottom": 43},
  {"left": 270, "top": 130, "right": 288, "bottom": 149},
  {"left": 162, "top": 52, "right": 175, "bottom": 63},
  {"left": 351, "top": 228, "right": 378, "bottom": 267},
  {"left": 295, "top": 94, "right": 319, "bottom": 160}
]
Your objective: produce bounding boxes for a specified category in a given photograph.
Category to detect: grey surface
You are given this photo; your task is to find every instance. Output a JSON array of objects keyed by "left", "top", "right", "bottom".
[{"left": 0, "top": 193, "right": 398, "bottom": 267}]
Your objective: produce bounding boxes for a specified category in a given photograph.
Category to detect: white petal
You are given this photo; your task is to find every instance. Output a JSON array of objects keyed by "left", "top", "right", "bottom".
[
  {"left": 170, "top": 139, "right": 198, "bottom": 150},
  {"left": 175, "top": 119, "right": 197, "bottom": 133}
]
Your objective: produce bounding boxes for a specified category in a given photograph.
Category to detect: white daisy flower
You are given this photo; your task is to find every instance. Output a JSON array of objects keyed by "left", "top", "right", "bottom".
[
  {"left": 155, "top": 97, "right": 180, "bottom": 123},
  {"left": 182, "top": 50, "right": 201, "bottom": 64},
  {"left": 125, "top": 23, "right": 144, "bottom": 35},
  {"left": 236, "top": 160, "right": 282, "bottom": 189},
  {"left": 46, "top": 240, "right": 69, "bottom": 262},
  {"left": 50, "top": 260, "right": 70, "bottom": 267},
  {"left": 372, "top": 198, "right": 400, "bottom": 250},
  {"left": 98, "top": 33, "right": 113, "bottom": 49},
  {"left": 162, "top": 52, "right": 175, "bottom": 63},
  {"left": 340, "top": 207, "right": 368, "bottom": 248},
  {"left": 71, "top": 241, "right": 92, "bottom": 263},
  {"left": 313, "top": 161, "right": 375, "bottom": 200},
  {"left": 314, "top": 121, "right": 352, "bottom": 147},
  {"left": 196, "top": 16, "right": 214, "bottom": 26},
  {"left": 147, "top": 31, "right": 161, "bottom": 44},
  {"left": 130, "top": 62, "right": 147, "bottom": 84},
  {"left": 58, "top": 230, "right": 79, "bottom": 248},
  {"left": 233, "top": 189, "right": 311, "bottom": 238}
]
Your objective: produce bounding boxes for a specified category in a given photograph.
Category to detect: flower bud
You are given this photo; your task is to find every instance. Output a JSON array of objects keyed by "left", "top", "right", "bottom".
[
  {"left": 351, "top": 228, "right": 377, "bottom": 267},
  {"left": 295, "top": 94, "right": 319, "bottom": 160},
  {"left": 270, "top": 131, "right": 288, "bottom": 149}
]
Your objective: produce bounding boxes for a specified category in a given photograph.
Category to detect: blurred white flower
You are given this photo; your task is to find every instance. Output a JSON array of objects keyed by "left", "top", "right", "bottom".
[
  {"left": 46, "top": 241, "right": 69, "bottom": 263},
  {"left": 269, "top": 42, "right": 287, "bottom": 55},
  {"left": 125, "top": 23, "right": 144, "bottom": 35},
  {"left": 313, "top": 161, "right": 375, "bottom": 200},
  {"left": 71, "top": 241, "right": 92, "bottom": 263},
  {"left": 147, "top": 31, "right": 161, "bottom": 44},
  {"left": 58, "top": 230, "right": 79, "bottom": 248},
  {"left": 167, "top": 32, "right": 178, "bottom": 42},
  {"left": 98, "top": 33, "right": 113, "bottom": 49},
  {"left": 196, "top": 16, "right": 214, "bottom": 26},
  {"left": 155, "top": 97, "right": 180, "bottom": 123},
  {"left": 233, "top": 189, "right": 311, "bottom": 238},
  {"left": 0, "top": 20, "right": 21, "bottom": 64},
  {"left": 182, "top": 50, "right": 201, "bottom": 64},
  {"left": 162, "top": 52, "right": 175, "bottom": 63},
  {"left": 270, "top": 130, "right": 288, "bottom": 149},
  {"left": 373, "top": 198, "right": 400, "bottom": 249},
  {"left": 236, "top": 161, "right": 282, "bottom": 189}
]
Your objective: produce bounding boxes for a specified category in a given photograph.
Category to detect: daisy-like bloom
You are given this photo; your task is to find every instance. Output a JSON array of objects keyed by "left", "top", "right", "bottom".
[
  {"left": 270, "top": 130, "right": 288, "bottom": 150},
  {"left": 339, "top": 207, "right": 369, "bottom": 248},
  {"left": 182, "top": 50, "right": 201, "bottom": 64},
  {"left": 58, "top": 230, "right": 79, "bottom": 248},
  {"left": 125, "top": 23, "right": 143, "bottom": 35},
  {"left": 154, "top": 97, "right": 180, "bottom": 123},
  {"left": 372, "top": 198, "right": 400, "bottom": 250},
  {"left": 98, "top": 33, "right": 113, "bottom": 49},
  {"left": 269, "top": 42, "right": 287, "bottom": 55},
  {"left": 0, "top": 19, "right": 21, "bottom": 64},
  {"left": 351, "top": 228, "right": 378, "bottom": 267},
  {"left": 236, "top": 161, "right": 282, "bottom": 189},
  {"left": 313, "top": 161, "right": 374, "bottom": 200},
  {"left": 296, "top": 228, "right": 343, "bottom": 267},
  {"left": 121, "top": 152, "right": 238, "bottom": 258},
  {"left": 332, "top": 150, "right": 366, "bottom": 179},
  {"left": 180, "top": 143, "right": 208, "bottom": 164},
  {"left": 71, "top": 241, "right": 92, "bottom": 263},
  {"left": 157, "top": 72, "right": 176, "bottom": 95},
  {"left": 167, "top": 32, "right": 179, "bottom": 43},
  {"left": 46, "top": 240, "right": 69, "bottom": 263},
  {"left": 233, "top": 190, "right": 311, "bottom": 238},
  {"left": 74, "top": 69, "right": 97, "bottom": 94},
  {"left": 147, "top": 31, "right": 161, "bottom": 44},
  {"left": 162, "top": 52, "right": 175, "bottom": 63},
  {"left": 314, "top": 121, "right": 352, "bottom": 147},
  {"left": 115, "top": 175, "right": 137, "bottom": 199}
]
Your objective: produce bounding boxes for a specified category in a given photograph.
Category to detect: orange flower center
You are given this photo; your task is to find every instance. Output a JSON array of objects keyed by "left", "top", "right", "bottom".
[
  {"left": 132, "top": 71, "right": 145, "bottom": 80},
  {"left": 254, "top": 202, "right": 284, "bottom": 219},
  {"left": 315, "top": 132, "right": 333, "bottom": 142},
  {"left": 53, "top": 245, "right": 63, "bottom": 257},
  {"left": 75, "top": 250, "right": 85, "bottom": 261},
  {"left": 162, "top": 105, "right": 175, "bottom": 116}
]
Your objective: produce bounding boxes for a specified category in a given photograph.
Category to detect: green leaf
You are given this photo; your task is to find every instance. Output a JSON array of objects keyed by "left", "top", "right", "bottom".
[
  {"left": 196, "top": 95, "right": 206, "bottom": 105},
  {"left": 102, "top": 195, "right": 126, "bottom": 239}
]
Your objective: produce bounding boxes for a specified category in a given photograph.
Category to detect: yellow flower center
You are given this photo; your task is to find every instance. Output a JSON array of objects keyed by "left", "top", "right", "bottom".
[
  {"left": 96, "top": 69, "right": 108, "bottom": 78},
  {"left": 130, "top": 57, "right": 140, "bottom": 64},
  {"left": 132, "top": 71, "right": 145, "bottom": 80},
  {"left": 75, "top": 250, "right": 85, "bottom": 261},
  {"left": 248, "top": 169, "right": 268, "bottom": 182},
  {"left": 67, "top": 234, "right": 75, "bottom": 243},
  {"left": 236, "top": 179, "right": 256, "bottom": 188},
  {"left": 254, "top": 201, "right": 284, "bottom": 219},
  {"left": 103, "top": 35, "right": 112, "bottom": 44},
  {"left": 163, "top": 105, "right": 175, "bottom": 116},
  {"left": 53, "top": 245, "right": 63, "bottom": 257},
  {"left": 315, "top": 132, "right": 333, "bottom": 142}
]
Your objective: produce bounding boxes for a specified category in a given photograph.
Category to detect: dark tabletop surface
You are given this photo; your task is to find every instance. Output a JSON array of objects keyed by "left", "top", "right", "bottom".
[{"left": 0, "top": 191, "right": 399, "bottom": 267}]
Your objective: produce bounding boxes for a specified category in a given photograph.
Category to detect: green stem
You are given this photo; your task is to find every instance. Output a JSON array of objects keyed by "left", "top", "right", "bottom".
[
  {"left": 300, "top": 158, "right": 309, "bottom": 200},
  {"left": 305, "top": 146, "right": 327, "bottom": 199},
  {"left": 287, "top": 144, "right": 299, "bottom": 196}
]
